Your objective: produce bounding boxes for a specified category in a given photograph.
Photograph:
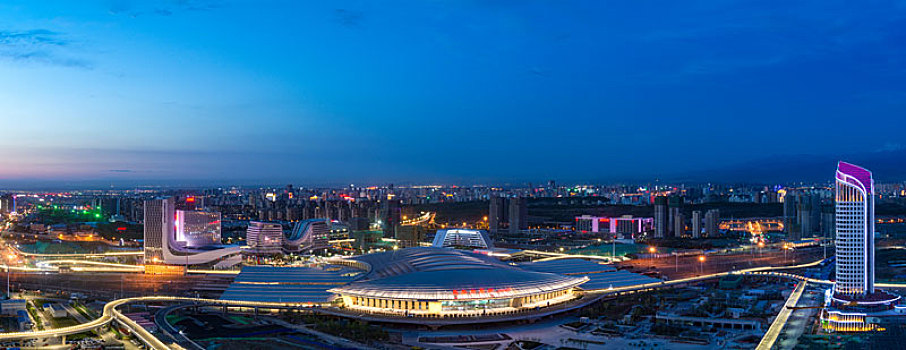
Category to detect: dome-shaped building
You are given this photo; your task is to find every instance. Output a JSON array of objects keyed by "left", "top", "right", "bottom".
[{"left": 329, "top": 247, "right": 588, "bottom": 317}]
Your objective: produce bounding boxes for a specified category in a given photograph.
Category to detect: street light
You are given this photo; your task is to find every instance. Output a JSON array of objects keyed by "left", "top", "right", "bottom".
[{"left": 698, "top": 255, "right": 706, "bottom": 274}]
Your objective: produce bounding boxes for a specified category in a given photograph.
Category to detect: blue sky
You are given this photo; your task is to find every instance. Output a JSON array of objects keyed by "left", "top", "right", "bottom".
[{"left": 1, "top": 1, "right": 905, "bottom": 185}]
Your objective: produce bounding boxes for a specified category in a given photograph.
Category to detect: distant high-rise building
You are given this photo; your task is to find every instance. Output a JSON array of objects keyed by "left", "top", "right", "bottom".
[
  {"left": 396, "top": 225, "right": 425, "bottom": 248},
  {"left": 668, "top": 196, "right": 683, "bottom": 237},
  {"left": 834, "top": 162, "right": 875, "bottom": 297},
  {"left": 348, "top": 217, "right": 370, "bottom": 231},
  {"left": 381, "top": 198, "right": 401, "bottom": 238},
  {"left": 0, "top": 195, "right": 12, "bottom": 214},
  {"left": 143, "top": 197, "right": 175, "bottom": 263},
  {"left": 488, "top": 196, "right": 507, "bottom": 234},
  {"left": 794, "top": 193, "right": 821, "bottom": 239},
  {"left": 783, "top": 190, "right": 798, "bottom": 238},
  {"left": 821, "top": 204, "right": 835, "bottom": 239},
  {"left": 673, "top": 212, "right": 685, "bottom": 237},
  {"left": 692, "top": 210, "right": 702, "bottom": 239},
  {"left": 654, "top": 196, "right": 668, "bottom": 238},
  {"left": 508, "top": 197, "right": 528, "bottom": 233},
  {"left": 704, "top": 209, "right": 720, "bottom": 237}
]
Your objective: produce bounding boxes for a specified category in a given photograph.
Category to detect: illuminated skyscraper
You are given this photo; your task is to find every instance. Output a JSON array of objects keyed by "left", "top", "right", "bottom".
[
  {"left": 175, "top": 210, "right": 222, "bottom": 248},
  {"left": 833, "top": 161, "right": 875, "bottom": 297},
  {"left": 821, "top": 162, "right": 898, "bottom": 333},
  {"left": 143, "top": 197, "right": 175, "bottom": 263}
]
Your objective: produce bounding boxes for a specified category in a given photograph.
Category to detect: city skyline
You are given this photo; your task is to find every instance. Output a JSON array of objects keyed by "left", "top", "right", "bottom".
[{"left": 3, "top": 1, "right": 906, "bottom": 185}]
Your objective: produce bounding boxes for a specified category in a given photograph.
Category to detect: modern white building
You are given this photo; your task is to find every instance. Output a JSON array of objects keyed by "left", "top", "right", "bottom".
[
  {"left": 143, "top": 197, "right": 174, "bottom": 263},
  {"left": 245, "top": 221, "right": 284, "bottom": 255},
  {"left": 574, "top": 215, "right": 654, "bottom": 239},
  {"left": 284, "top": 219, "right": 330, "bottom": 252},
  {"left": 822, "top": 162, "right": 902, "bottom": 332},
  {"left": 144, "top": 197, "right": 240, "bottom": 266},
  {"left": 432, "top": 229, "right": 493, "bottom": 249},
  {"left": 833, "top": 161, "right": 875, "bottom": 297}
]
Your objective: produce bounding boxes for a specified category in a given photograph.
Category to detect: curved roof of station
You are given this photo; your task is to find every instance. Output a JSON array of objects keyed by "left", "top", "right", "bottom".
[{"left": 329, "top": 247, "right": 587, "bottom": 300}]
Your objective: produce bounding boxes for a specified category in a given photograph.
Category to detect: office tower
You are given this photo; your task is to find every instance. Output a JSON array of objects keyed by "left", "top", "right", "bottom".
[
  {"left": 834, "top": 162, "right": 875, "bottom": 297},
  {"left": 783, "top": 190, "right": 798, "bottom": 238},
  {"left": 792, "top": 194, "right": 809, "bottom": 240},
  {"left": 704, "top": 209, "right": 720, "bottom": 237},
  {"left": 246, "top": 221, "right": 283, "bottom": 253},
  {"left": 654, "top": 196, "right": 668, "bottom": 238},
  {"left": 0, "top": 195, "right": 11, "bottom": 214},
  {"left": 508, "top": 197, "right": 528, "bottom": 233},
  {"left": 0, "top": 195, "right": 16, "bottom": 214},
  {"left": 93, "top": 197, "right": 121, "bottom": 219},
  {"left": 303, "top": 203, "right": 315, "bottom": 220},
  {"left": 820, "top": 204, "right": 835, "bottom": 239},
  {"left": 668, "top": 196, "right": 683, "bottom": 237},
  {"left": 175, "top": 210, "right": 221, "bottom": 248},
  {"left": 395, "top": 225, "right": 425, "bottom": 248},
  {"left": 348, "top": 217, "right": 370, "bottom": 231},
  {"left": 287, "top": 206, "right": 302, "bottom": 222},
  {"left": 314, "top": 206, "right": 323, "bottom": 219},
  {"left": 381, "top": 198, "right": 401, "bottom": 238},
  {"left": 488, "top": 196, "right": 507, "bottom": 234},
  {"left": 143, "top": 197, "right": 175, "bottom": 263},
  {"left": 673, "top": 212, "right": 685, "bottom": 237},
  {"left": 692, "top": 210, "right": 702, "bottom": 239}
]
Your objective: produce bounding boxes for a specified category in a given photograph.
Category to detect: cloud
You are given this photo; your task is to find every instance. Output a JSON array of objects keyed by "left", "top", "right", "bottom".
[
  {"left": 334, "top": 9, "right": 365, "bottom": 28},
  {"left": 107, "top": 0, "right": 224, "bottom": 17},
  {"left": 877, "top": 142, "right": 905, "bottom": 152},
  {"left": 0, "top": 29, "right": 91, "bottom": 68},
  {"left": 108, "top": 169, "right": 134, "bottom": 173}
]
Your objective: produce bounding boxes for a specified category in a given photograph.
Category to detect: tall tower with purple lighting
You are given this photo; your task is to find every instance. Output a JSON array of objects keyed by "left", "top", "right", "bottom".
[{"left": 833, "top": 161, "right": 875, "bottom": 298}]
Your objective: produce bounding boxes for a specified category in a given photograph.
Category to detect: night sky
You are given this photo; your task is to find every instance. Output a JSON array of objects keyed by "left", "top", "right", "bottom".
[{"left": 2, "top": 1, "right": 905, "bottom": 186}]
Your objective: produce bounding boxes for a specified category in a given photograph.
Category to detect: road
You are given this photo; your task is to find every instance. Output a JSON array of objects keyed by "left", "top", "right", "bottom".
[
  {"left": 619, "top": 246, "right": 826, "bottom": 279},
  {"left": 756, "top": 280, "right": 807, "bottom": 350}
]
